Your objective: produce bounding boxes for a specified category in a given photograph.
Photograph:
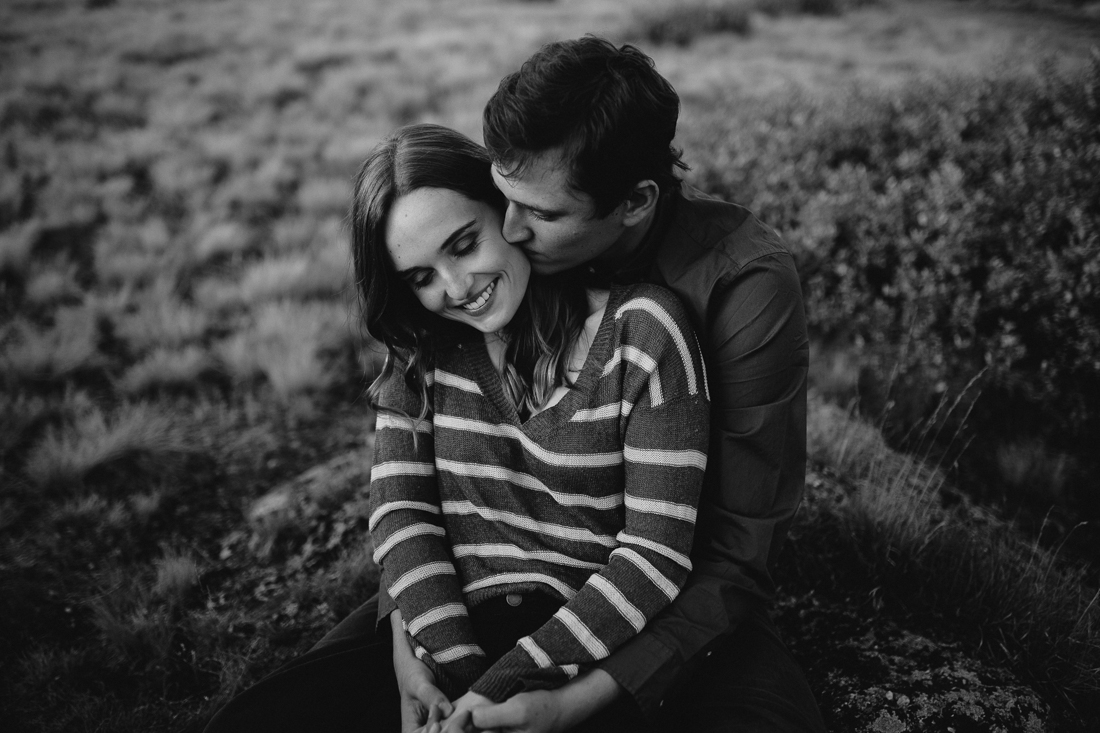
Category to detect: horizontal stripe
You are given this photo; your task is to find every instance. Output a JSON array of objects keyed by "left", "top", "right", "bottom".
[
  {"left": 556, "top": 607, "right": 609, "bottom": 660},
  {"left": 433, "top": 643, "right": 484, "bottom": 663},
  {"left": 624, "top": 445, "right": 707, "bottom": 470},
  {"left": 588, "top": 574, "right": 646, "bottom": 632},
  {"left": 570, "top": 402, "right": 632, "bottom": 422},
  {"left": 375, "top": 412, "right": 432, "bottom": 434},
  {"left": 617, "top": 532, "right": 692, "bottom": 570},
  {"left": 443, "top": 500, "right": 619, "bottom": 548},
  {"left": 434, "top": 369, "right": 481, "bottom": 395},
  {"left": 407, "top": 603, "right": 468, "bottom": 636},
  {"left": 519, "top": 636, "right": 552, "bottom": 669},
  {"left": 612, "top": 547, "right": 679, "bottom": 601},
  {"left": 434, "top": 415, "right": 623, "bottom": 468},
  {"left": 463, "top": 572, "right": 578, "bottom": 600},
  {"left": 369, "top": 500, "right": 440, "bottom": 532},
  {"left": 452, "top": 543, "right": 604, "bottom": 570},
  {"left": 371, "top": 461, "right": 435, "bottom": 481},
  {"left": 624, "top": 495, "right": 698, "bottom": 523},
  {"left": 616, "top": 297, "right": 700, "bottom": 396},
  {"left": 437, "top": 458, "right": 622, "bottom": 510},
  {"left": 389, "top": 561, "right": 455, "bottom": 597},
  {"left": 372, "top": 523, "right": 447, "bottom": 563}
]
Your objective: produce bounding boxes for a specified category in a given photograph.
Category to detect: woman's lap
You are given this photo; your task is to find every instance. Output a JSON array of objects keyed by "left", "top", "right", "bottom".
[{"left": 205, "top": 594, "right": 821, "bottom": 733}]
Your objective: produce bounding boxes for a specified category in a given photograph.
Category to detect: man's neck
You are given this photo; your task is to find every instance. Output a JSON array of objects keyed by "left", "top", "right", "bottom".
[{"left": 595, "top": 205, "right": 659, "bottom": 270}]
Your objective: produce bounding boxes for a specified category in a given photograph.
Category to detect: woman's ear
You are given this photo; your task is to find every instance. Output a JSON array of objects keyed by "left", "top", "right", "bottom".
[{"left": 621, "top": 179, "right": 660, "bottom": 227}]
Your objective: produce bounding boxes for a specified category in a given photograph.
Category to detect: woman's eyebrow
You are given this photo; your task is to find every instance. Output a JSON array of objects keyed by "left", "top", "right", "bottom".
[{"left": 396, "top": 219, "right": 476, "bottom": 278}]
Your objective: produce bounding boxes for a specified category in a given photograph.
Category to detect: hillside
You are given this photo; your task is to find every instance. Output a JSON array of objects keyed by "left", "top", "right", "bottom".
[{"left": 1, "top": 1, "right": 1097, "bottom": 731}]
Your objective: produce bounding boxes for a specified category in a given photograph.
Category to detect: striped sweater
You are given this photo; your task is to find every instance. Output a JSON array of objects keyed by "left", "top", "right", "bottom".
[{"left": 368, "top": 282, "right": 710, "bottom": 701}]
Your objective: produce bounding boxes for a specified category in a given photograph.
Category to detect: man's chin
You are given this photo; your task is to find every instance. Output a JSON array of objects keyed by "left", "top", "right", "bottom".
[{"left": 529, "top": 259, "right": 570, "bottom": 277}]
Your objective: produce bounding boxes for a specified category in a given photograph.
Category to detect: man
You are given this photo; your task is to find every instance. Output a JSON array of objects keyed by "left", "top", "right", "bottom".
[{"left": 397, "top": 36, "right": 824, "bottom": 733}]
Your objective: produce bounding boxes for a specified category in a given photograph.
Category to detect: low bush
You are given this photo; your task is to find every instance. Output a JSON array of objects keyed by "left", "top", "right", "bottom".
[{"left": 689, "top": 57, "right": 1100, "bottom": 510}]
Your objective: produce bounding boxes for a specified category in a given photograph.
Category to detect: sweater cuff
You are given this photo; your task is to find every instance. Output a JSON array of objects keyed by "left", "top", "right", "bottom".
[{"left": 468, "top": 645, "right": 541, "bottom": 702}]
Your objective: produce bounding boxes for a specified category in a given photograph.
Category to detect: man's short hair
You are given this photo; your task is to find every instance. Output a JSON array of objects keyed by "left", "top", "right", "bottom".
[{"left": 483, "top": 36, "right": 688, "bottom": 217}]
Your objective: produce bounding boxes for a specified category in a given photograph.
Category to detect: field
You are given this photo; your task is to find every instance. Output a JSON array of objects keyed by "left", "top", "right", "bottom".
[{"left": 1, "top": 0, "right": 1098, "bottom": 731}]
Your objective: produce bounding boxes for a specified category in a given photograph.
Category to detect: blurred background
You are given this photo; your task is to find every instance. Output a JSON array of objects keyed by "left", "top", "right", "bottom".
[{"left": 1, "top": 0, "right": 1097, "bottom": 731}]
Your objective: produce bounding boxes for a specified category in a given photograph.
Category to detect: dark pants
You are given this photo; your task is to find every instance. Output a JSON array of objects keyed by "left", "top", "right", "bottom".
[{"left": 205, "top": 593, "right": 824, "bottom": 733}]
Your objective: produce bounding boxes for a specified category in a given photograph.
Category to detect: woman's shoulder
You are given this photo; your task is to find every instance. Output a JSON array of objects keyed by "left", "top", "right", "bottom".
[{"left": 609, "top": 281, "right": 696, "bottom": 334}]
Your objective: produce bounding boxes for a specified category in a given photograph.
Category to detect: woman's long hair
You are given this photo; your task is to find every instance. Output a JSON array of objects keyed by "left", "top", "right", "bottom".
[{"left": 350, "top": 123, "right": 588, "bottom": 418}]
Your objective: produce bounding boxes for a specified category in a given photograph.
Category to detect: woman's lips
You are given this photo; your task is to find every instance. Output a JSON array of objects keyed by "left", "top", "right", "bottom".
[{"left": 461, "top": 278, "right": 497, "bottom": 312}]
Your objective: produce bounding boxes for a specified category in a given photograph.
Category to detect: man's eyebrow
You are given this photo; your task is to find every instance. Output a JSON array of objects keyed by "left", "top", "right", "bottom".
[
  {"left": 395, "top": 219, "right": 477, "bottom": 278},
  {"left": 515, "top": 200, "right": 563, "bottom": 217}
]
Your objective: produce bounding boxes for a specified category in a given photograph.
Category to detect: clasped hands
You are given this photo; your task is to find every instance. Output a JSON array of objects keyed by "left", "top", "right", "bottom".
[{"left": 398, "top": 660, "right": 567, "bottom": 733}]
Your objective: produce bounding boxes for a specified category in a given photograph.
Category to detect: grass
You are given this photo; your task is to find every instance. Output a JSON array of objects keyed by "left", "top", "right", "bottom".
[
  {"left": 0, "top": 306, "right": 104, "bottom": 382},
  {"left": 24, "top": 400, "right": 195, "bottom": 491}
]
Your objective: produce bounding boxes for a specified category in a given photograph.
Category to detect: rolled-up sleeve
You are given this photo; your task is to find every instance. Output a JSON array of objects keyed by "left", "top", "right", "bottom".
[{"left": 598, "top": 252, "right": 809, "bottom": 713}]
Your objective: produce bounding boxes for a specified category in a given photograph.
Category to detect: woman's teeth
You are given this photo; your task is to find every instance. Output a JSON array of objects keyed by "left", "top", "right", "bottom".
[{"left": 462, "top": 279, "right": 496, "bottom": 311}]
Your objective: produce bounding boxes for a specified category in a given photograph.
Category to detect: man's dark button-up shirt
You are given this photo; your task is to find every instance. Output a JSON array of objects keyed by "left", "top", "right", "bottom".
[{"left": 594, "top": 185, "right": 809, "bottom": 714}]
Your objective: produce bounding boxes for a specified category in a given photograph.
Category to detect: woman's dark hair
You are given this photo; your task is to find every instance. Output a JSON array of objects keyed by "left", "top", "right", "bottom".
[
  {"left": 483, "top": 36, "right": 688, "bottom": 217},
  {"left": 351, "top": 123, "right": 587, "bottom": 417}
]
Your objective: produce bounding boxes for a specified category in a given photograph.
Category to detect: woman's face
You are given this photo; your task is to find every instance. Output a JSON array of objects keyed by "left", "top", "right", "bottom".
[{"left": 385, "top": 187, "right": 530, "bottom": 334}]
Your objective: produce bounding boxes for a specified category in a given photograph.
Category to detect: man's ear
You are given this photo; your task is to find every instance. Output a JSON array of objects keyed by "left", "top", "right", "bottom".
[{"left": 621, "top": 179, "right": 660, "bottom": 227}]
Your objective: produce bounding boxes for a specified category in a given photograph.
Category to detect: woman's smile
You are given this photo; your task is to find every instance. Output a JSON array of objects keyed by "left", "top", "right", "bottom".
[{"left": 459, "top": 277, "right": 497, "bottom": 313}]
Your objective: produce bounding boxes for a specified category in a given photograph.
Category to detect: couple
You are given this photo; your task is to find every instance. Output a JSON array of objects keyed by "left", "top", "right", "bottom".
[{"left": 207, "top": 37, "right": 823, "bottom": 733}]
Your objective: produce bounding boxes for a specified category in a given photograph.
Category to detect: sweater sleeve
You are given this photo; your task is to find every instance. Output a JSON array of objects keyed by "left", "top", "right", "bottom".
[
  {"left": 368, "top": 368, "right": 487, "bottom": 694},
  {"left": 469, "top": 290, "right": 710, "bottom": 701}
]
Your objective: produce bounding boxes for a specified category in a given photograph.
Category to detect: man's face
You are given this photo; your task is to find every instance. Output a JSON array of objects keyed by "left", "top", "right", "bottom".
[{"left": 490, "top": 148, "right": 627, "bottom": 275}]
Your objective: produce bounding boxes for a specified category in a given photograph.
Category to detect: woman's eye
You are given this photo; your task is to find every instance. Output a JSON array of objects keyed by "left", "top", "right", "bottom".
[
  {"left": 529, "top": 210, "right": 550, "bottom": 222},
  {"left": 454, "top": 237, "right": 480, "bottom": 256},
  {"left": 411, "top": 272, "right": 434, "bottom": 290}
]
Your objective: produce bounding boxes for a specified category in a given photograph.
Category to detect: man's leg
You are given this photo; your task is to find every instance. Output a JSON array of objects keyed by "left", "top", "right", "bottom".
[
  {"left": 204, "top": 594, "right": 402, "bottom": 733},
  {"left": 657, "top": 611, "right": 825, "bottom": 733}
]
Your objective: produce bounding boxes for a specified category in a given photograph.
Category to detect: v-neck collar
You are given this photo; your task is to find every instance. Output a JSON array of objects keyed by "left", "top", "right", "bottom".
[{"left": 463, "top": 285, "right": 625, "bottom": 441}]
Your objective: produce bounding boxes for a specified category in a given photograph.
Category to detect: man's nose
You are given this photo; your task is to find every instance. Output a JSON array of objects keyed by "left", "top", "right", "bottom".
[{"left": 501, "top": 204, "right": 531, "bottom": 244}]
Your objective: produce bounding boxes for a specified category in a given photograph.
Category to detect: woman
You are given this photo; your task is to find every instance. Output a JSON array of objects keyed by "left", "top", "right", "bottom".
[{"left": 206, "top": 124, "right": 708, "bottom": 733}]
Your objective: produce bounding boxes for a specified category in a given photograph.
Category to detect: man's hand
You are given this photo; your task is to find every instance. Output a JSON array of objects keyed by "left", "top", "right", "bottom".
[
  {"left": 469, "top": 689, "right": 565, "bottom": 733},
  {"left": 391, "top": 610, "right": 453, "bottom": 733},
  {"left": 428, "top": 690, "right": 493, "bottom": 733},
  {"left": 471, "top": 669, "right": 622, "bottom": 733}
]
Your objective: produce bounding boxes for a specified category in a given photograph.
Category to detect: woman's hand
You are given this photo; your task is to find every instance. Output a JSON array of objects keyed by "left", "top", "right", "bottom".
[
  {"left": 427, "top": 690, "right": 493, "bottom": 733},
  {"left": 391, "top": 610, "right": 453, "bottom": 733}
]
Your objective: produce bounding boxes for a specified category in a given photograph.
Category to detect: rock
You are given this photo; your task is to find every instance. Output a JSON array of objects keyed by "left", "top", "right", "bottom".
[
  {"left": 776, "top": 593, "right": 1051, "bottom": 733},
  {"left": 246, "top": 447, "right": 373, "bottom": 559}
]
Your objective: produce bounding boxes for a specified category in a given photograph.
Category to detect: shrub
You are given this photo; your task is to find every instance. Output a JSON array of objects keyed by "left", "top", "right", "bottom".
[
  {"left": 689, "top": 58, "right": 1100, "bottom": 508},
  {"left": 629, "top": 1, "right": 753, "bottom": 47}
]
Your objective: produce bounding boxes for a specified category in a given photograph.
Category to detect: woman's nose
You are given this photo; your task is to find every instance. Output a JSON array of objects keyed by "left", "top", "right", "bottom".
[
  {"left": 439, "top": 267, "right": 469, "bottom": 302},
  {"left": 501, "top": 204, "right": 531, "bottom": 244}
]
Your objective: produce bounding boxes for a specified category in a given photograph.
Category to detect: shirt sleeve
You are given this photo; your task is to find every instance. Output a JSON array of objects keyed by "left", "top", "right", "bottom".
[
  {"left": 469, "top": 291, "right": 711, "bottom": 702},
  {"left": 368, "top": 369, "right": 487, "bottom": 694},
  {"left": 597, "top": 253, "right": 810, "bottom": 714}
]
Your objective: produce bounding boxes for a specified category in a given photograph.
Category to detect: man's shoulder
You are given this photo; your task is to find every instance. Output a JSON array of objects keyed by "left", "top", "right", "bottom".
[{"left": 658, "top": 185, "right": 790, "bottom": 277}]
